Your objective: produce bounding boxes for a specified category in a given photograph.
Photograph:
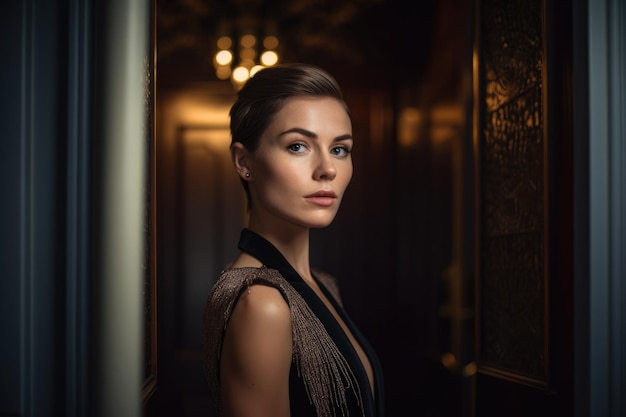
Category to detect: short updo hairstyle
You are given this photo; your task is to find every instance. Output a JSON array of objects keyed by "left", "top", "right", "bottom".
[{"left": 229, "top": 63, "right": 351, "bottom": 206}]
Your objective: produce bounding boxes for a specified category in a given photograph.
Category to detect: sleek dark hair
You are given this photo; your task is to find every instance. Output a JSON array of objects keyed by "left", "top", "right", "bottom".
[{"left": 229, "top": 63, "right": 350, "bottom": 205}]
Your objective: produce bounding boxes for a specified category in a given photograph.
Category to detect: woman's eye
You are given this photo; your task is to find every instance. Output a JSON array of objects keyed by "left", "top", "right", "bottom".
[
  {"left": 287, "top": 143, "right": 307, "bottom": 153},
  {"left": 331, "top": 146, "right": 351, "bottom": 157}
]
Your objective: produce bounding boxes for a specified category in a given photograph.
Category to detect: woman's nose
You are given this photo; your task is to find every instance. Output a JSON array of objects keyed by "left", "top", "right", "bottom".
[{"left": 313, "top": 153, "right": 337, "bottom": 181}]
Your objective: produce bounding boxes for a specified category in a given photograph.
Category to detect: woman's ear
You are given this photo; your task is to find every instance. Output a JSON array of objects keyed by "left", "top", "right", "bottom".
[{"left": 231, "top": 142, "right": 252, "bottom": 181}]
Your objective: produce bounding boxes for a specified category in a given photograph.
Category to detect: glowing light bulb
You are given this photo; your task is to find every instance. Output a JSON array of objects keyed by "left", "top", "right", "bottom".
[
  {"left": 263, "top": 35, "right": 279, "bottom": 49},
  {"left": 260, "top": 50, "right": 278, "bottom": 66},
  {"left": 215, "top": 66, "right": 231, "bottom": 80},
  {"left": 232, "top": 66, "right": 250, "bottom": 83},
  {"left": 215, "top": 50, "right": 233, "bottom": 66},
  {"left": 216, "top": 36, "right": 232, "bottom": 50},
  {"left": 240, "top": 34, "right": 256, "bottom": 48}
]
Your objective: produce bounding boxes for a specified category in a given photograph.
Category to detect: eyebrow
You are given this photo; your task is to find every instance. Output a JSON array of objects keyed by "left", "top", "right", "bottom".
[{"left": 277, "top": 127, "right": 353, "bottom": 142}]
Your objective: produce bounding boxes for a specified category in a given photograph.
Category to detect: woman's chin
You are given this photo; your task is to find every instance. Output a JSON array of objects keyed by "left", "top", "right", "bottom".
[{"left": 298, "top": 216, "right": 337, "bottom": 229}]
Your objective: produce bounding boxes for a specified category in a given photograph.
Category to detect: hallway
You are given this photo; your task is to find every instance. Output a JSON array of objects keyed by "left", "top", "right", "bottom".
[{"left": 0, "top": 1, "right": 624, "bottom": 416}]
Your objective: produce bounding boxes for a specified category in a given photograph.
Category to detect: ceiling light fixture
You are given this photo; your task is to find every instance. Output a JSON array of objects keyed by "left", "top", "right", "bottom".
[{"left": 213, "top": 28, "right": 280, "bottom": 88}]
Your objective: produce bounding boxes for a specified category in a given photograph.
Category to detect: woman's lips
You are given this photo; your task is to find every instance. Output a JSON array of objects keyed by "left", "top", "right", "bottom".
[{"left": 304, "top": 190, "right": 337, "bottom": 207}]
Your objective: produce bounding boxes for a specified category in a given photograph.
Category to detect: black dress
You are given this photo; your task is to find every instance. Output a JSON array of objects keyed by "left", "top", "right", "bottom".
[{"left": 204, "top": 229, "right": 385, "bottom": 417}]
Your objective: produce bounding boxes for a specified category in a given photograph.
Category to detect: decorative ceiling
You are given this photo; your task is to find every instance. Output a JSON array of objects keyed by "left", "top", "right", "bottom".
[{"left": 156, "top": 0, "right": 436, "bottom": 86}]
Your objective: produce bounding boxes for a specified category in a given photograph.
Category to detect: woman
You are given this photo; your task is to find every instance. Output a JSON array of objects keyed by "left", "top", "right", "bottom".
[{"left": 203, "top": 63, "right": 385, "bottom": 417}]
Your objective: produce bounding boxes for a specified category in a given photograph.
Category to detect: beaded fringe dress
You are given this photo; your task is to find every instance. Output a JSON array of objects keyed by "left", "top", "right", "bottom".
[{"left": 203, "top": 266, "right": 364, "bottom": 417}]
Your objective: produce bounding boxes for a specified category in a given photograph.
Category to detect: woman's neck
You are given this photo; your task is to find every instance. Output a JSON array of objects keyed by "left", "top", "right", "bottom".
[{"left": 246, "top": 217, "right": 313, "bottom": 281}]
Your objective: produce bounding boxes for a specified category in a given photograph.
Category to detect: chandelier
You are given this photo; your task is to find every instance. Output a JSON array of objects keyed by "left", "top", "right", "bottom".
[{"left": 212, "top": 29, "right": 280, "bottom": 88}]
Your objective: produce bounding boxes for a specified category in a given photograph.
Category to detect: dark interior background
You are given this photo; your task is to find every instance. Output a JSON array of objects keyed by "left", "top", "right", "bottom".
[
  {"left": 2, "top": 1, "right": 622, "bottom": 417},
  {"left": 151, "top": 1, "right": 474, "bottom": 416}
]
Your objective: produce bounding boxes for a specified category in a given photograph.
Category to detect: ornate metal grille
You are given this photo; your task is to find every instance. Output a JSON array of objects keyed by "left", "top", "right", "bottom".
[{"left": 477, "top": 0, "right": 547, "bottom": 383}]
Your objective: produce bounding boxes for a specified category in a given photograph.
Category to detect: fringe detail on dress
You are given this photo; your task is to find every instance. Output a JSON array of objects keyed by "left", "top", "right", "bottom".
[{"left": 203, "top": 266, "right": 364, "bottom": 417}]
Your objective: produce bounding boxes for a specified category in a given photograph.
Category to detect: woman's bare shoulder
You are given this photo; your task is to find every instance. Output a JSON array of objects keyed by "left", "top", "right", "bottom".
[
  {"left": 230, "top": 282, "right": 291, "bottom": 325},
  {"left": 220, "top": 281, "right": 293, "bottom": 416}
]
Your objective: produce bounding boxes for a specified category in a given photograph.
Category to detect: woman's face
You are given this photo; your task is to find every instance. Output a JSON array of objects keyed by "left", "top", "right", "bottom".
[{"left": 247, "top": 96, "right": 353, "bottom": 230}]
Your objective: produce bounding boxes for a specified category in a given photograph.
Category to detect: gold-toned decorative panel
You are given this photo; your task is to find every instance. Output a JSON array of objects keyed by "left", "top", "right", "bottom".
[{"left": 476, "top": 0, "right": 548, "bottom": 385}]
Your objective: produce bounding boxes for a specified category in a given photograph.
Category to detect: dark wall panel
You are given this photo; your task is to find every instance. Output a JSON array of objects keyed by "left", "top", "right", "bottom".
[
  {"left": 0, "top": 1, "right": 90, "bottom": 416},
  {"left": 0, "top": 2, "right": 26, "bottom": 414}
]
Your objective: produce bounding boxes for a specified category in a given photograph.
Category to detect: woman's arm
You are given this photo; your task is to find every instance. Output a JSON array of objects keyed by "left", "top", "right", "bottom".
[{"left": 219, "top": 284, "right": 293, "bottom": 417}]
